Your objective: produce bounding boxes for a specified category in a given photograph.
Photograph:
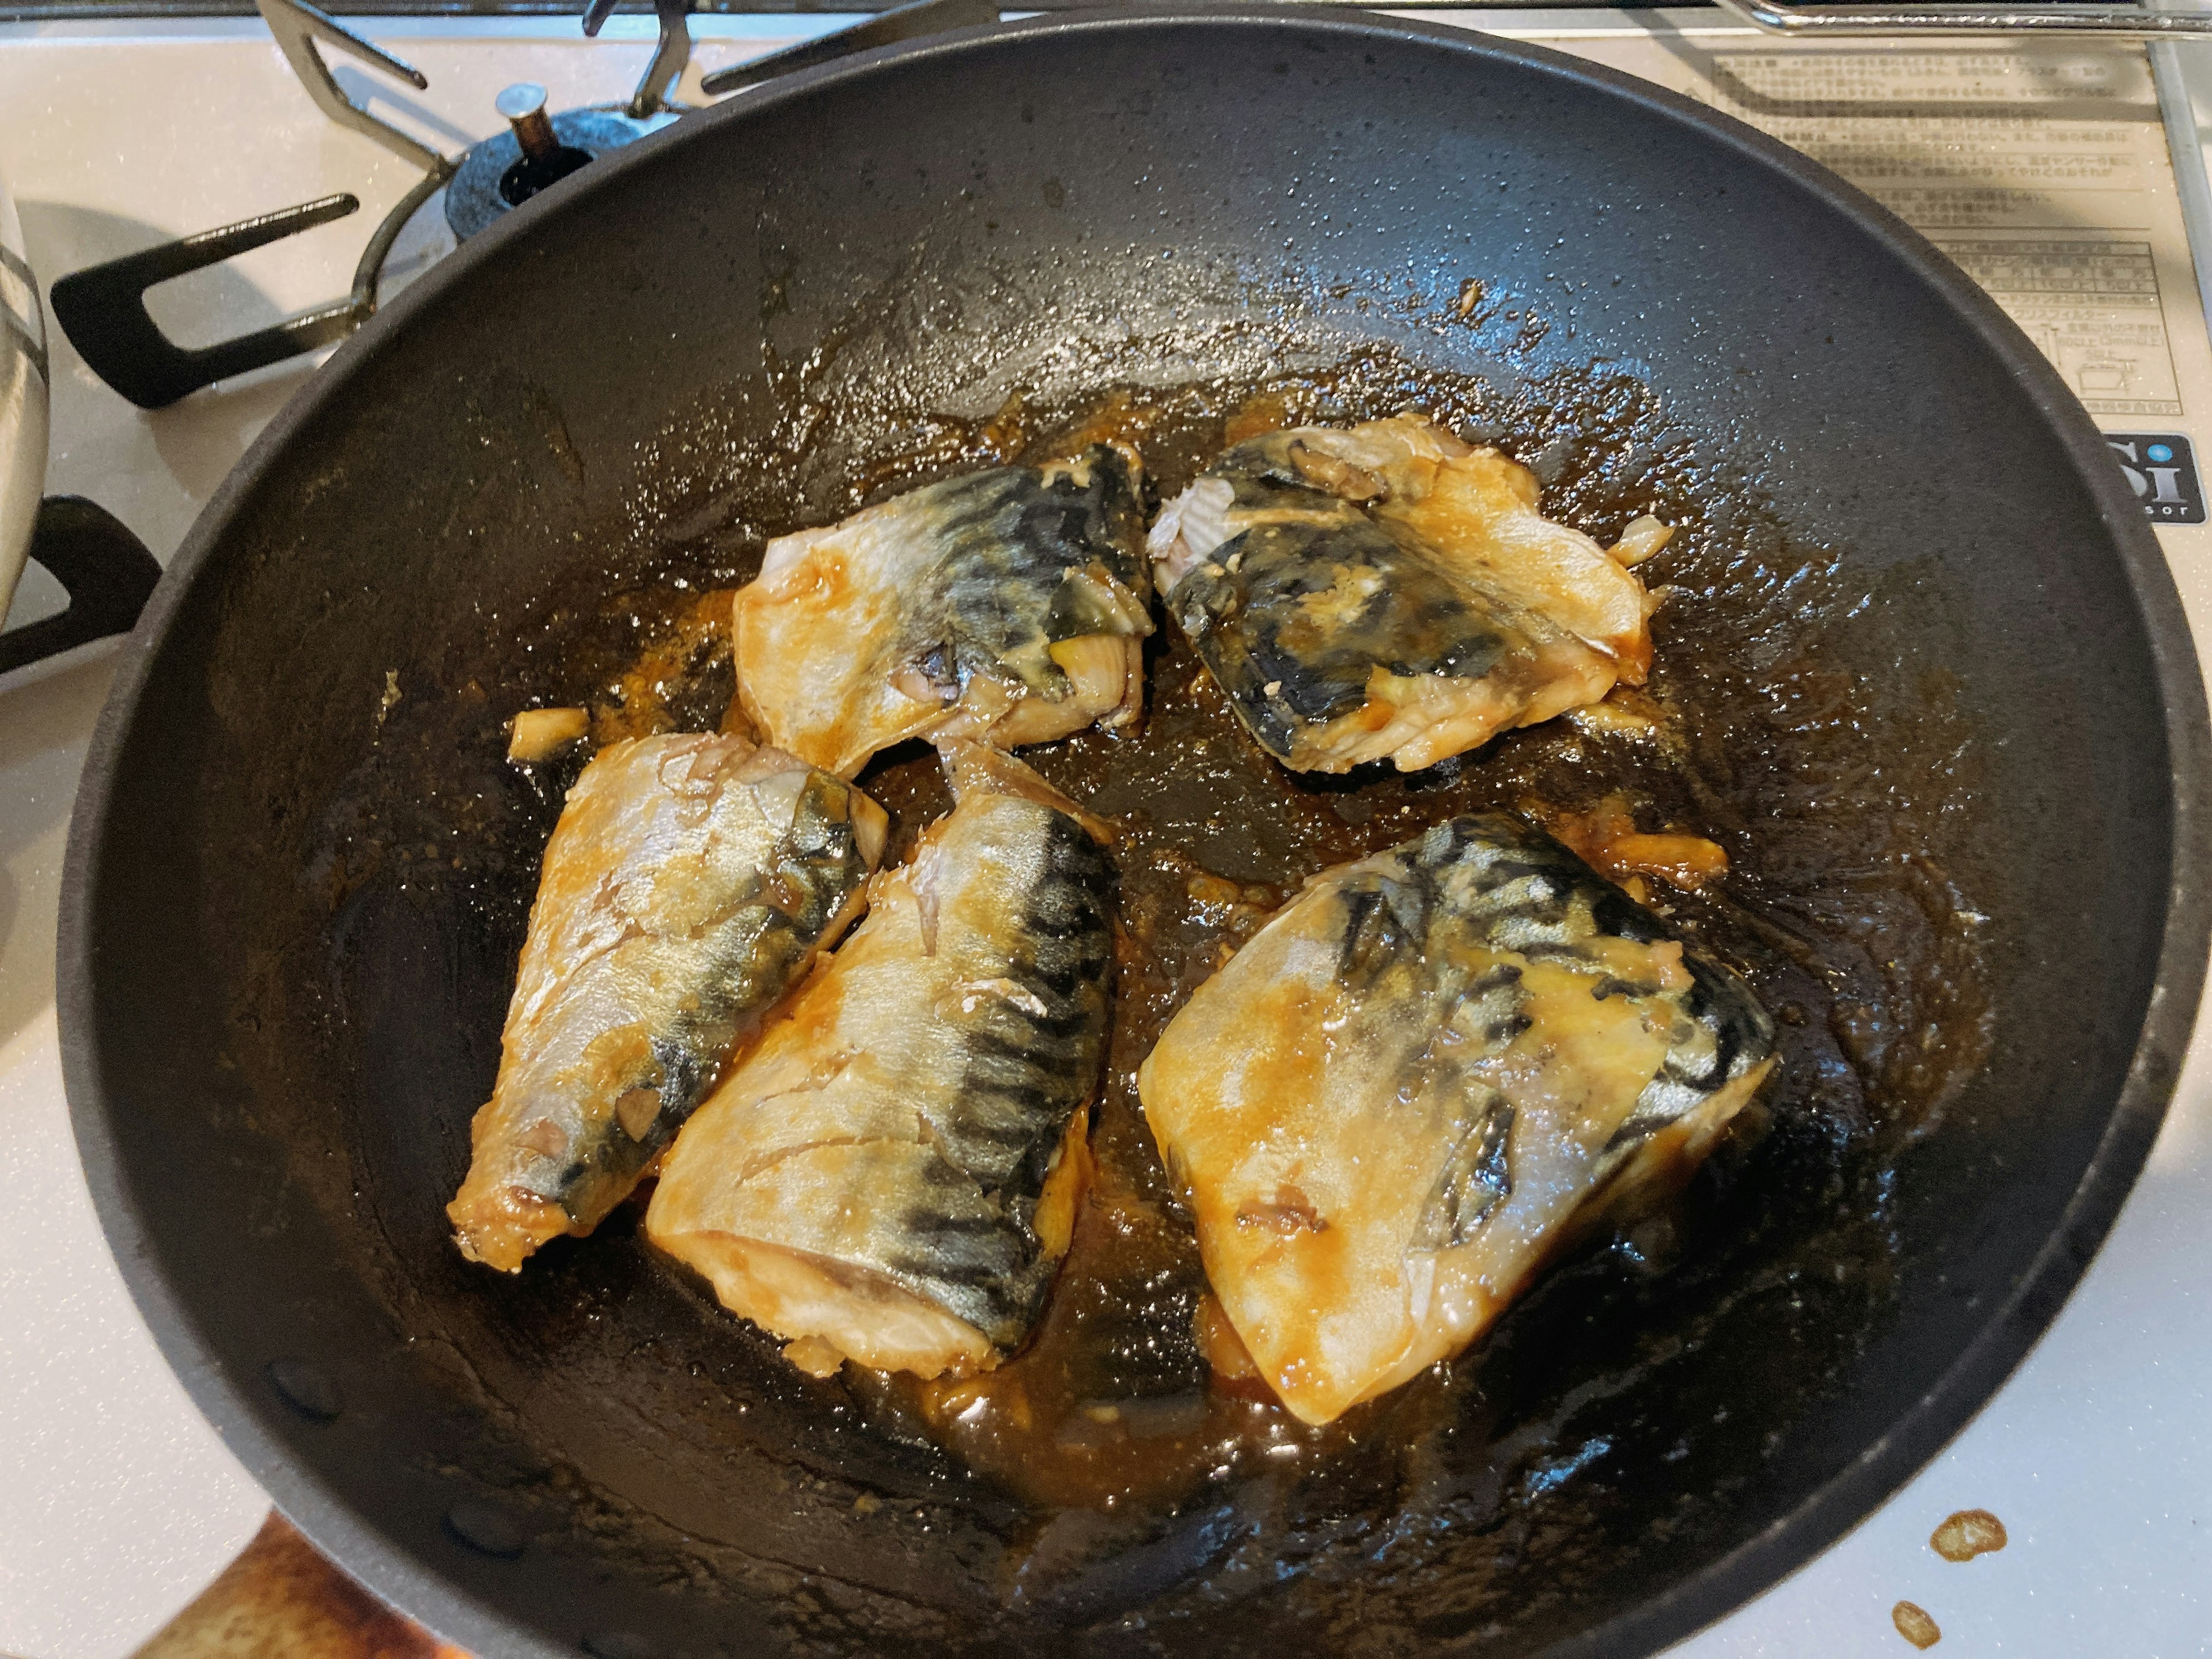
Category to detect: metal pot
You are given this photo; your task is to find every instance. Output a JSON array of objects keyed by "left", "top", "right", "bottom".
[
  {"left": 0, "top": 165, "right": 161, "bottom": 683},
  {"left": 0, "top": 161, "right": 48, "bottom": 625}
]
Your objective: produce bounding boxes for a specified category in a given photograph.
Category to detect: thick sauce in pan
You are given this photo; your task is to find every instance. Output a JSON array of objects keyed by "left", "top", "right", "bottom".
[
  {"left": 487, "top": 359, "right": 1993, "bottom": 1523},
  {"left": 321, "top": 334, "right": 1994, "bottom": 1634}
]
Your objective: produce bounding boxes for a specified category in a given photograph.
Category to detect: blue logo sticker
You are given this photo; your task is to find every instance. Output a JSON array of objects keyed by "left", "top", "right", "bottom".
[{"left": 2107, "top": 433, "right": 2206, "bottom": 525}]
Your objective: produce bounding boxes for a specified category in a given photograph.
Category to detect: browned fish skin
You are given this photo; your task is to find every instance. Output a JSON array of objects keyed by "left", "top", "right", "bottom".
[
  {"left": 646, "top": 748, "right": 1116, "bottom": 1377},
  {"left": 733, "top": 445, "right": 1153, "bottom": 777},
  {"left": 1147, "top": 415, "right": 1656, "bottom": 773},
  {"left": 1138, "top": 813, "right": 1775, "bottom": 1424},
  {"left": 447, "top": 733, "right": 884, "bottom": 1272}
]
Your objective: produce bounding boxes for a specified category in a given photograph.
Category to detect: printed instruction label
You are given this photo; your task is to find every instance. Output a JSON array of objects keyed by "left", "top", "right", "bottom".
[
  {"left": 1540, "top": 31, "right": 2212, "bottom": 549},
  {"left": 1936, "top": 238, "right": 2181, "bottom": 415},
  {"left": 1691, "top": 46, "right": 2199, "bottom": 421}
]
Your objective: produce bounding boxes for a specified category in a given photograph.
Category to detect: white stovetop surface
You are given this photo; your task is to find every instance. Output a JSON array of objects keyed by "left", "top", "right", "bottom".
[{"left": 1, "top": 13, "right": 2207, "bottom": 1658}]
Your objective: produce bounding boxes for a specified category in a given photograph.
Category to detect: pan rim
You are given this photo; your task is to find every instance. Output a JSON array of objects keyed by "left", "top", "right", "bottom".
[{"left": 58, "top": 9, "right": 2212, "bottom": 1657}]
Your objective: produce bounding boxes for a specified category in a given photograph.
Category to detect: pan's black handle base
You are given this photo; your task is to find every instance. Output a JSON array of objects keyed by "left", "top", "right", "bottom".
[
  {"left": 699, "top": 0, "right": 1000, "bottom": 95},
  {"left": 48, "top": 195, "right": 366, "bottom": 410},
  {"left": 0, "top": 497, "right": 162, "bottom": 677}
]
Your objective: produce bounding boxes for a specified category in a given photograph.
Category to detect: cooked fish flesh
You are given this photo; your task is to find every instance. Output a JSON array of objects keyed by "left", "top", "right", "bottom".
[
  {"left": 1148, "top": 414, "right": 1660, "bottom": 772},
  {"left": 732, "top": 445, "right": 1153, "bottom": 778},
  {"left": 1138, "top": 813, "right": 1774, "bottom": 1425},
  {"left": 448, "top": 732, "right": 886, "bottom": 1272},
  {"left": 646, "top": 743, "right": 1116, "bottom": 1379}
]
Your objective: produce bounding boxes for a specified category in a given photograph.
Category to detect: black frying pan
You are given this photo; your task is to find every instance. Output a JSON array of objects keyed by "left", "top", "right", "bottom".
[{"left": 60, "top": 11, "right": 2211, "bottom": 1657}]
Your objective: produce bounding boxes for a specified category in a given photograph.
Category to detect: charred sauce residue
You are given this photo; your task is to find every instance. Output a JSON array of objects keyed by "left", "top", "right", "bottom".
[{"left": 324, "top": 326, "right": 1998, "bottom": 1638}]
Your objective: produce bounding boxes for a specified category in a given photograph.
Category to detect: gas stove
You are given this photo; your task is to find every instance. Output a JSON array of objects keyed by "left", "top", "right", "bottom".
[{"left": 2, "top": 9, "right": 2209, "bottom": 1657}]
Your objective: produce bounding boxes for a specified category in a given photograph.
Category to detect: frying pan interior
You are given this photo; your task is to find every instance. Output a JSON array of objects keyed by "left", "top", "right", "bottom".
[{"left": 62, "top": 12, "right": 2207, "bottom": 1658}]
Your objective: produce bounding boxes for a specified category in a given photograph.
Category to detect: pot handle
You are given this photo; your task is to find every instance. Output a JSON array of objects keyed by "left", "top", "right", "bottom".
[{"left": 0, "top": 497, "right": 162, "bottom": 679}]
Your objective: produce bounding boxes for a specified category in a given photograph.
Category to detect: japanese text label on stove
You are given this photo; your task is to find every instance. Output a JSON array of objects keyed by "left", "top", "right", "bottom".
[{"left": 1686, "top": 47, "right": 2206, "bottom": 424}]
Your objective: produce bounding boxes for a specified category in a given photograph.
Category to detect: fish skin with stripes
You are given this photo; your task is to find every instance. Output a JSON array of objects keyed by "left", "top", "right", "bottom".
[
  {"left": 447, "top": 733, "right": 886, "bottom": 1274},
  {"left": 1138, "top": 813, "right": 1775, "bottom": 1425},
  {"left": 646, "top": 742, "right": 1116, "bottom": 1380},
  {"left": 732, "top": 444, "right": 1153, "bottom": 779},
  {"left": 1147, "top": 415, "right": 1660, "bottom": 774}
]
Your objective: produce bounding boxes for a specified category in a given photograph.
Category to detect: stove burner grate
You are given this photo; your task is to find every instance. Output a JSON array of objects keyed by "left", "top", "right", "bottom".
[{"left": 47, "top": 0, "right": 688, "bottom": 408}]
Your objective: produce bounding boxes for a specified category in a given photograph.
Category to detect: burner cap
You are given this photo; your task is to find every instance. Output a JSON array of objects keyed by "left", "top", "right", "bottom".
[{"left": 444, "top": 98, "right": 670, "bottom": 240}]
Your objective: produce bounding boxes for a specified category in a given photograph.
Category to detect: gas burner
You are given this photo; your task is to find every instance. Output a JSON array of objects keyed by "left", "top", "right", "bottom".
[
  {"left": 46, "top": 0, "right": 692, "bottom": 409},
  {"left": 370, "top": 79, "right": 680, "bottom": 334},
  {"left": 43, "top": 0, "right": 1058, "bottom": 407},
  {"left": 445, "top": 86, "right": 668, "bottom": 241}
]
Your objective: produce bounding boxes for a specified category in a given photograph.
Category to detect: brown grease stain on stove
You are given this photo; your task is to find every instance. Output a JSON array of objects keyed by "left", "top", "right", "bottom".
[
  {"left": 318, "top": 324, "right": 2001, "bottom": 1636},
  {"left": 1931, "top": 1508, "right": 2008, "bottom": 1561},
  {"left": 1892, "top": 1599, "right": 1942, "bottom": 1649}
]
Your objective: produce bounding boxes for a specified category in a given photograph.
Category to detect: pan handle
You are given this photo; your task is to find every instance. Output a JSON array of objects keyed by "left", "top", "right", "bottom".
[{"left": 0, "top": 497, "right": 162, "bottom": 680}]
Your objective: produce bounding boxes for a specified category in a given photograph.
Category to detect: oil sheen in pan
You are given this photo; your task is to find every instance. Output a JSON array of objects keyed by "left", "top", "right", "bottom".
[{"left": 319, "top": 342, "right": 1993, "bottom": 1638}]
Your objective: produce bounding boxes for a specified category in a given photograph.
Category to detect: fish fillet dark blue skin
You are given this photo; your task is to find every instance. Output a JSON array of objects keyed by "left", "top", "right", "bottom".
[
  {"left": 734, "top": 444, "right": 1153, "bottom": 778},
  {"left": 1149, "top": 415, "right": 1660, "bottom": 774},
  {"left": 1139, "top": 813, "right": 1775, "bottom": 1424},
  {"left": 647, "top": 744, "right": 1116, "bottom": 1380},
  {"left": 448, "top": 733, "right": 886, "bottom": 1273}
]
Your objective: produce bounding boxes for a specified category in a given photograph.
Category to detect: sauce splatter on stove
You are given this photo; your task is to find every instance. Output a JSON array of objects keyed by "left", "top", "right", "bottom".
[
  {"left": 1931, "top": 1508, "right": 2009, "bottom": 1562},
  {"left": 1893, "top": 1599, "right": 1943, "bottom": 1649}
]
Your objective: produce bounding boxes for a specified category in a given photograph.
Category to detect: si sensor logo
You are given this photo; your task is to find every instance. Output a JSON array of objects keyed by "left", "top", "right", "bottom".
[{"left": 2107, "top": 433, "right": 2207, "bottom": 524}]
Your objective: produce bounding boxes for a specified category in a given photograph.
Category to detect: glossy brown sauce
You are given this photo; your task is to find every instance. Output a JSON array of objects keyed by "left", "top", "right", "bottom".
[
  {"left": 541, "top": 361, "right": 1997, "bottom": 1521},
  {"left": 298, "top": 315, "right": 2014, "bottom": 1643}
]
